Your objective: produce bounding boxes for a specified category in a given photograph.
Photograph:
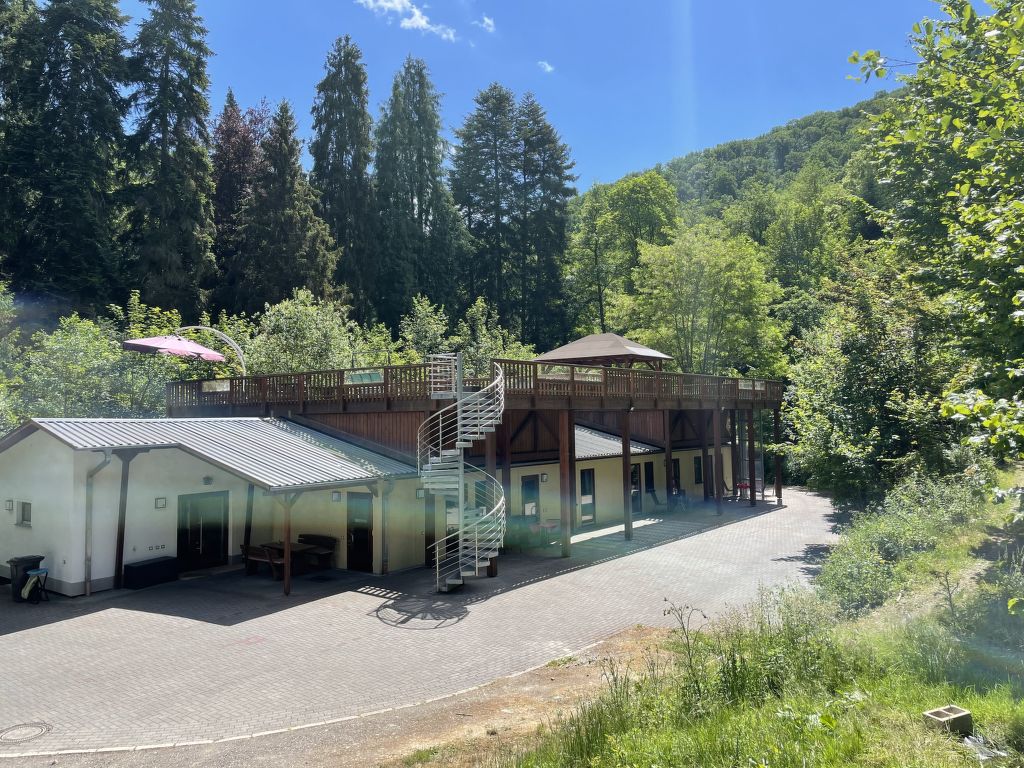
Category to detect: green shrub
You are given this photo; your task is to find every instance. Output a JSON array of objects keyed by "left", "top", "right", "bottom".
[{"left": 817, "top": 474, "right": 982, "bottom": 614}]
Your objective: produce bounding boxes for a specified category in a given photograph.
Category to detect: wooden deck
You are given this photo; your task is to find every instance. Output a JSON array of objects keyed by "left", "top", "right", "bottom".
[{"left": 165, "top": 359, "right": 784, "bottom": 417}]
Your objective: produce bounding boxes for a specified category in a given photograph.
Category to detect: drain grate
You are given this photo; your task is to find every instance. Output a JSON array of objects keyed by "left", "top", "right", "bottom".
[{"left": 0, "top": 723, "right": 51, "bottom": 744}]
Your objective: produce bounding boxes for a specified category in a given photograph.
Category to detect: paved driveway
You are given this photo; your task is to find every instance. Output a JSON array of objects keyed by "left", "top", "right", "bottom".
[{"left": 0, "top": 490, "right": 835, "bottom": 759}]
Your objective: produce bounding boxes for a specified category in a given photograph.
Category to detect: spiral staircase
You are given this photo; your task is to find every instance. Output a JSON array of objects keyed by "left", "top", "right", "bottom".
[{"left": 418, "top": 354, "right": 506, "bottom": 592}]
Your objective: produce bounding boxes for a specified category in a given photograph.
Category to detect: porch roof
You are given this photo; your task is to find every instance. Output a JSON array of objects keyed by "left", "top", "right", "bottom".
[
  {"left": 574, "top": 425, "right": 661, "bottom": 461},
  {"left": 3, "top": 417, "right": 416, "bottom": 493},
  {"left": 534, "top": 332, "right": 672, "bottom": 369}
]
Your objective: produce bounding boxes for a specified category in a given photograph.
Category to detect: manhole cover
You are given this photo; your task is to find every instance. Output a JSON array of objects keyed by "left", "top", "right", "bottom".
[{"left": 0, "top": 723, "right": 51, "bottom": 743}]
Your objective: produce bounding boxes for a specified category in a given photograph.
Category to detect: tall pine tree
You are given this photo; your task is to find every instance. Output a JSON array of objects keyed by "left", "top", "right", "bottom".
[
  {"left": 310, "top": 36, "right": 375, "bottom": 319},
  {"left": 374, "top": 57, "right": 467, "bottom": 328},
  {"left": 210, "top": 90, "right": 268, "bottom": 312},
  {"left": 513, "top": 93, "right": 575, "bottom": 348},
  {"left": 4, "top": 0, "right": 128, "bottom": 315},
  {"left": 451, "top": 83, "right": 518, "bottom": 322},
  {"left": 125, "top": 0, "right": 215, "bottom": 318},
  {"left": 232, "top": 101, "right": 339, "bottom": 314}
]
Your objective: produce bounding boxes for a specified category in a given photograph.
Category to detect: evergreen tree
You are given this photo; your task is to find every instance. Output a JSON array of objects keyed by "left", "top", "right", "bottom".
[
  {"left": 451, "top": 83, "right": 518, "bottom": 318},
  {"left": 209, "top": 90, "right": 268, "bottom": 312},
  {"left": 310, "top": 36, "right": 375, "bottom": 319},
  {"left": 4, "top": 0, "right": 128, "bottom": 315},
  {"left": 513, "top": 93, "right": 575, "bottom": 348},
  {"left": 374, "top": 57, "right": 466, "bottom": 327},
  {"left": 232, "top": 101, "right": 339, "bottom": 313},
  {"left": 125, "top": 0, "right": 215, "bottom": 318}
]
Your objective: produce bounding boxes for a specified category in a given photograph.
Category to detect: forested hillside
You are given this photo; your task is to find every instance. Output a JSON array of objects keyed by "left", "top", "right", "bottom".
[{"left": 2, "top": 0, "right": 1023, "bottom": 516}]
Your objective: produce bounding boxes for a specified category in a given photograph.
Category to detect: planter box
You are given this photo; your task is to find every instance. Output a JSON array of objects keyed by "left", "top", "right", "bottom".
[{"left": 923, "top": 705, "right": 973, "bottom": 737}]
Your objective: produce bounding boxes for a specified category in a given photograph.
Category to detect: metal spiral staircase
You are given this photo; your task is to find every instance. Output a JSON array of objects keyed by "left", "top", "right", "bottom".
[{"left": 418, "top": 354, "right": 506, "bottom": 592}]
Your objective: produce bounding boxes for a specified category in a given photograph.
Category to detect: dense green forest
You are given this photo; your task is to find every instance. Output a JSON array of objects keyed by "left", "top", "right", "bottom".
[{"left": 2, "top": 0, "right": 1023, "bottom": 513}]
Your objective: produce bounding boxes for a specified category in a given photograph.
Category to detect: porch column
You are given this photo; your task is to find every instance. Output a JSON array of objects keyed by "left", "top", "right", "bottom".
[
  {"left": 774, "top": 407, "right": 783, "bottom": 502},
  {"left": 730, "top": 409, "right": 741, "bottom": 499},
  {"left": 622, "top": 410, "right": 633, "bottom": 540},
  {"left": 277, "top": 492, "right": 301, "bottom": 596},
  {"left": 558, "top": 409, "right": 574, "bottom": 557},
  {"left": 662, "top": 410, "right": 673, "bottom": 507},
  {"left": 112, "top": 448, "right": 145, "bottom": 590},
  {"left": 748, "top": 409, "right": 757, "bottom": 507},
  {"left": 499, "top": 421, "right": 512, "bottom": 512},
  {"left": 485, "top": 431, "right": 497, "bottom": 478},
  {"left": 699, "top": 410, "right": 710, "bottom": 501},
  {"left": 713, "top": 406, "right": 724, "bottom": 513}
]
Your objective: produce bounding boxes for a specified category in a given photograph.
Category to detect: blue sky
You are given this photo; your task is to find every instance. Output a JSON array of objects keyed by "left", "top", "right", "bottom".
[{"left": 120, "top": 0, "right": 942, "bottom": 189}]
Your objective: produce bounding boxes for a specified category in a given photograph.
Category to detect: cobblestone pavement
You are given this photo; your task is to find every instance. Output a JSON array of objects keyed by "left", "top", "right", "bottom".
[{"left": 0, "top": 490, "right": 836, "bottom": 759}]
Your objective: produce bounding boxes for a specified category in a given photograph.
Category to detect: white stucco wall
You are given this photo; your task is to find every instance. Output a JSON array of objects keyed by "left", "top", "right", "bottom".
[{"left": 0, "top": 430, "right": 77, "bottom": 591}]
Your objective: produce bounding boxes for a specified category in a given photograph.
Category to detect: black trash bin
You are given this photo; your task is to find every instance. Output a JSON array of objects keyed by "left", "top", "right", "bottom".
[{"left": 8, "top": 555, "right": 44, "bottom": 603}]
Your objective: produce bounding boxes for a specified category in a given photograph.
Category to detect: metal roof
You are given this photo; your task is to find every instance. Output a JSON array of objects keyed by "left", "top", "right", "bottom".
[
  {"left": 575, "top": 425, "right": 661, "bottom": 461},
  {"left": 16, "top": 417, "right": 416, "bottom": 493},
  {"left": 535, "top": 333, "right": 672, "bottom": 364}
]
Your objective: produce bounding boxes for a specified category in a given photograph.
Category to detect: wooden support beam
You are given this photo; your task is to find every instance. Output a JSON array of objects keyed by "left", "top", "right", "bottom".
[
  {"left": 774, "top": 407, "right": 783, "bottom": 502},
  {"left": 283, "top": 498, "right": 292, "bottom": 595},
  {"left": 730, "top": 409, "right": 740, "bottom": 499},
  {"left": 699, "top": 411, "right": 710, "bottom": 501},
  {"left": 663, "top": 410, "right": 673, "bottom": 507},
  {"left": 113, "top": 448, "right": 145, "bottom": 590},
  {"left": 558, "top": 409, "right": 573, "bottom": 557},
  {"left": 713, "top": 407, "right": 724, "bottom": 513},
  {"left": 622, "top": 410, "right": 633, "bottom": 540},
  {"left": 242, "top": 483, "right": 255, "bottom": 550},
  {"left": 485, "top": 430, "right": 496, "bottom": 478},
  {"left": 499, "top": 421, "right": 512, "bottom": 512},
  {"left": 748, "top": 409, "right": 757, "bottom": 507}
]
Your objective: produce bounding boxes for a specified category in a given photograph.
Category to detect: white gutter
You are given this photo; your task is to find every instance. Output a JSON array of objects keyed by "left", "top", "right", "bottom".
[{"left": 84, "top": 449, "right": 113, "bottom": 596}]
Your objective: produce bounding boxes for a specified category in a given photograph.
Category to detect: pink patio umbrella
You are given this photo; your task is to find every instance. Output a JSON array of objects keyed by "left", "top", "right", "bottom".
[{"left": 121, "top": 334, "right": 227, "bottom": 362}]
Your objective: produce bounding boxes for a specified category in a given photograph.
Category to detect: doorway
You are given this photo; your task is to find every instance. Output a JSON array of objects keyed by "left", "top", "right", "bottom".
[
  {"left": 347, "top": 492, "right": 374, "bottom": 572},
  {"left": 177, "top": 491, "right": 228, "bottom": 571},
  {"left": 579, "top": 468, "right": 596, "bottom": 527},
  {"left": 521, "top": 474, "right": 540, "bottom": 518}
]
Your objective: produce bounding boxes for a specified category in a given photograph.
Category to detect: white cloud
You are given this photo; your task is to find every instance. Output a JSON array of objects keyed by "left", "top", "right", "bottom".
[
  {"left": 356, "top": 0, "right": 456, "bottom": 42},
  {"left": 473, "top": 15, "right": 495, "bottom": 33},
  {"left": 537, "top": 60, "right": 554, "bottom": 74}
]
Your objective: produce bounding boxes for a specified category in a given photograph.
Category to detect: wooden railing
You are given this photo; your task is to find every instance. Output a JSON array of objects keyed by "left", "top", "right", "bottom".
[{"left": 166, "top": 359, "right": 783, "bottom": 414}]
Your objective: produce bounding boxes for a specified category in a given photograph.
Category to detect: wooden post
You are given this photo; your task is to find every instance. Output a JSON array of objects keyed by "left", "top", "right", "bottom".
[
  {"left": 663, "top": 410, "right": 673, "bottom": 507},
  {"left": 730, "top": 409, "right": 740, "bottom": 499},
  {"left": 485, "top": 431, "right": 497, "bottom": 479},
  {"left": 747, "top": 409, "right": 757, "bottom": 507},
  {"left": 774, "top": 407, "right": 783, "bottom": 502},
  {"left": 282, "top": 496, "right": 293, "bottom": 596},
  {"left": 713, "top": 407, "right": 723, "bottom": 513},
  {"left": 558, "top": 409, "right": 572, "bottom": 557},
  {"left": 499, "top": 421, "right": 512, "bottom": 511},
  {"left": 242, "top": 483, "right": 255, "bottom": 550},
  {"left": 622, "top": 410, "right": 633, "bottom": 540},
  {"left": 112, "top": 449, "right": 142, "bottom": 590},
  {"left": 699, "top": 410, "right": 710, "bottom": 501}
]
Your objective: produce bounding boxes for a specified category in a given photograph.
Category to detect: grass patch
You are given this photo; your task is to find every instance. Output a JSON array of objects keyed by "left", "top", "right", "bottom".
[
  {"left": 401, "top": 746, "right": 440, "bottom": 766},
  {"left": 499, "top": 469, "right": 1024, "bottom": 768}
]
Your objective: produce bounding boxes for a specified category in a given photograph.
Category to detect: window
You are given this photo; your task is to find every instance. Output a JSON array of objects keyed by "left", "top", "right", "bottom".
[
  {"left": 671, "top": 459, "right": 681, "bottom": 495},
  {"left": 16, "top": 501, "right": 31, "bottom": 526},
  {"left": 693, "top": 455, "right": 703, "bottom": 485},
  {"left": 643, "top": 461, "right": 655, "bottom": 494},
  {"left": 579, "top": 468, "right": 595, "bottom": 525}
]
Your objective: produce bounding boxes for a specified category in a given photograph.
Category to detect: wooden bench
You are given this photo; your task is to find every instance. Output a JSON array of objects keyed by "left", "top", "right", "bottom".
[
  {"left": 241, "top": 545, "right": 285, "bottom": 580},
  {"left": 297, "top": 534, "right": 338, "bottom": 569}
]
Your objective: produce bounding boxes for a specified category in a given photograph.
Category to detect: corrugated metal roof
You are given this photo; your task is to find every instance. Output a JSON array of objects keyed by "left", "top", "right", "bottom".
[
  {"left": 26, "top": 417, "right": 415, "bottom": 492},
  {"left": 575, "top": 425, "right": 660, "bottom": 461}
]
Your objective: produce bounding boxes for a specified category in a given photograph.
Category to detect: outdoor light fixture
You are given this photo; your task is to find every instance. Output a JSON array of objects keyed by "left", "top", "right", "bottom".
[
  {"left": 154, "top": 497, "right": 166, "bottom": 509},
  {"left": 331, "top": 491, "right": 342, "bottom": 502},
  {"left": 202, "top": 476, "right": 213, "bottom": 486},
  {"left": 415, "top": 488, "right": 426, "bottom": 499},
  {"left": 540, "top": 473, "right": 549, "bottom": 483}
]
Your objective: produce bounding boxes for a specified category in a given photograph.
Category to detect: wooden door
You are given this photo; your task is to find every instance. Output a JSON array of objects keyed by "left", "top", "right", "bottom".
[{"left": 346, "top": 492, "right": 373, "bottom": 572}]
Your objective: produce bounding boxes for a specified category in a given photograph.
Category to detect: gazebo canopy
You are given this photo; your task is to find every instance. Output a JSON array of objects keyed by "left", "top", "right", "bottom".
[{"left": 533, "top": 333, "right": 672, "bottom": 370}]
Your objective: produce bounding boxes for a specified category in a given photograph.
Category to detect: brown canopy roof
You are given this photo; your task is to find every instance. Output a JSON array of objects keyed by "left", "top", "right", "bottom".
[{"left": 534, "top": 333, "right": 672, "bottom": 369}]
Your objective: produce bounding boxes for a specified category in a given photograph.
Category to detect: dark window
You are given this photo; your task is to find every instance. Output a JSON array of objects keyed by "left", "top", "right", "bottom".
[
  {"left": 643, "top": 461, "right": 655, "bottom": 493},
  {"left": 521, "top": 474, "right": 540, "bottom": 517},
  {"left": 579, "top": 468, "right": 595, "bottom": 525},
  {"left": 693, "top": 455, "right": 703, "bottom": 485},
  {"left": 672, "top": 459, "right": 681, "bottom": 494},
  {"left": 17, "top": 501, "right": 31, "bottom": 526}
]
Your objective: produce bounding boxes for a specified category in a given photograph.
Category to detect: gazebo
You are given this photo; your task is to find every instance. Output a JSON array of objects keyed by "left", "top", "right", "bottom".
[{"left": 534, "top": 333, "right": 672, "bottom": 370}]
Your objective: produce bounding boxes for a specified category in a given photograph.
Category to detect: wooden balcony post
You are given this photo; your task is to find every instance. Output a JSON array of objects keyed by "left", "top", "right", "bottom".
[
  {"left": 383, "top": 366, "right": 391, "bottom": 409},
  {"left": 499, "top": 420, "right": 512, "bottom": 512},
  {"left": 774, "top": 407, "right": 783, "bottom": 502},
  {"left": 622, "top": 410, "right": 633, "bottom": 540},
  {"left": 663, "top": 409, "right": 674, "bottom": 507},
  {"left": 699, "top": 410, "right": 710, "bottom": 501},
  {"left": 713, "top": 405, "right": 724, "bottom": 513},
  {"left": 731, "top": 409, "right": 740, "bottom": 499},
  {"left": 747, "top": 408, "right": 757, "bottom": 507},
  {"left": 559, "top": 409, "right": 574, "bottom": 557},
  {"left": 297, "top": 374, "right": 306, "bottom": 414}
]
